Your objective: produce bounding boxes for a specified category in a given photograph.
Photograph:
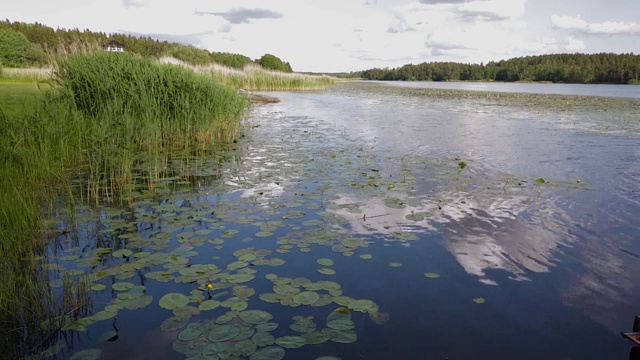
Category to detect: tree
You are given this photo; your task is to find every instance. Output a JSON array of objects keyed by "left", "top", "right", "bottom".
[
  {"left": 257, "top": 53, "right": 293, "bottom": 72},
  {"left": 0, "top": 28, "right": 30, "bottom": 67}
]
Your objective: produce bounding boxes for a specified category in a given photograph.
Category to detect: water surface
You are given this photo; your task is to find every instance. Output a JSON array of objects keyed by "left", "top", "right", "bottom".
[{"left": 45, "top": 82, "right": 640, "bottom": 360}]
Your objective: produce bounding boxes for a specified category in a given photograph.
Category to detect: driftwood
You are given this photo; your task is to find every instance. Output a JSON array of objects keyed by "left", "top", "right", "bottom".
[{"left": 249, "top": 93, "right": 280, "bottom": 104}]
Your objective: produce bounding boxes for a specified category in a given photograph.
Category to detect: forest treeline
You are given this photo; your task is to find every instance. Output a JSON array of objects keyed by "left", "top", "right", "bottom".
[
  {"left": 0, "top": 19, "right": 293, "bottom": 72},
  {"left": 350, "top": 53, "right": 640, "bottom": 84}
]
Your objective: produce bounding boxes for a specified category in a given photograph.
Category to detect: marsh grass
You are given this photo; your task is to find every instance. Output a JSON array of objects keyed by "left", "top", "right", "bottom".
[
  {"left": 0, "top": 67, "right": 53, "bottom": 82},
  {"left": 159, "top": 57, "right": 336, "bottom": 91},
  {"left": 1, "top": 51, "right": 247, "bottom": 357}
]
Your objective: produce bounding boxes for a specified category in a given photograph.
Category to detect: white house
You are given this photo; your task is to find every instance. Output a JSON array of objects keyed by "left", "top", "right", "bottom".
[{"left": 105, "top": 40, "right": 125, "bottom": 52}]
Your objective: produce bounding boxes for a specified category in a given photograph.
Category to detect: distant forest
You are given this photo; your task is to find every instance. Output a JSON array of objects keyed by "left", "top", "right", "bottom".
[
  {"left": 350, "top": 53, "right": 640, "bottom": 84},
  {"left": 0, "top": 20, "right": 293, "bottom": 72}
]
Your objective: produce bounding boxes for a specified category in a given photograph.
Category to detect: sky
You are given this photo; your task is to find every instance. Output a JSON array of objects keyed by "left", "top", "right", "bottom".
[{"left": 2, "top": 0, "right": 640, "bottom": 72}]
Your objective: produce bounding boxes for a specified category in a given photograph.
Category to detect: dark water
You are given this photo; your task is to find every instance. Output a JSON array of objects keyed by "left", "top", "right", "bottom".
[
  {"left": 46, "top": 82, "right": 640, "bottom": 360},
  {"left": 375, "top": 80, "right": 640, "bottom": 98}
]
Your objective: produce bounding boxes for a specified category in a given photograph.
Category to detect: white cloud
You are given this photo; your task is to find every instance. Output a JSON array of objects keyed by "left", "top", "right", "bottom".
[{"left": 552, "top": 14, "right": 640, "bottom": 36}]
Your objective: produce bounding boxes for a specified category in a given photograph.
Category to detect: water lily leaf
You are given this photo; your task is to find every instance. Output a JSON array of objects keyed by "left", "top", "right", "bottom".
[
  {"left": 209, "top": 324, "right": 242, "bottom": 342},
  {"left": 424, "top": 273, "right": 440, "bottom": 278},
  {"left": 535, "top": 177, "right": 546, "bottom": 184},
  {"left": 348, "top": 299, "right": 379, "bottom": 314},
  {"left": 369, "top": 312, "right": 390, "bottom": 325},
  {"left": 252, "top": 331, "right": 276, "bottom": 347},
  {"left": 240, "top": 310, "right": 273, "bottom": 324},
  {"left": 293, "top": 291, "right": 320, "bottom": 305},
  {"left": 199, "top": 300, "right": 221, "bottom": 311},
  {"left": 203, "top": 342, "right": 232, "bottom": 359},
  {"left": 250, "top": 346, "right": 285, "bottom": 360},
  {"left": 62, "top": 321, "right": 88, "bottom": 332},
  {"left": 259, "top": 293, "right": 282, "bottom": 304},
  {"left": 159, "top": 293, "right": 190, "bottom": 310},
  {"left": 327, "top": 329, "right": 357, "bottom": 343},
  {"left": 160, "top": 316, "right": 188, "bottom": 331},
  {"left": 112, "top": 249, "right": 133, "bottom": 258},
  {"left": 232, "top": 339, "right": 258, "bottom": 357},
  {"left": 112, "top": 282, "right": 135, "bottom": 291},
  {"left": 255, "top": 322, "right": 279, "bottom": 332},
  {"left": 393, "top": 232, "right": 417, "bottom": 241},
  {"left": 178, "top": 323, "right": 204, "bottom": 341},
  {"left": 318, "top": 268, "right": 336, "bottom": 275},
  {"left": 226, "top": 273, "right": 255, "bottom": 283},
  {"left": 316, "top": 258, "right": 334, "bottom": 266},
  {"left": 473, "top": 297, "right": 486, "bottom": 304},
  {"left": 70, "top": 349, "right": 102, "bottom": 360},
  {"left": 389, "top": 262, "right": 403, "bottom": 267},
  {"left": 90, "top": 310, "right": 117, "bottom": 322},
  {"left": 302, "top": 330, "right": 331, "bottom": 345},
  {"left": 275, "top": 335, "right": 306, "bottom": 349},
  {"left": 90, "top": 283, "right": 106, "bottom": 291}
]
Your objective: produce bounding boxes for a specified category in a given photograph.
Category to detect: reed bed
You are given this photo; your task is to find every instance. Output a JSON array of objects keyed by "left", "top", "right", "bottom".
[
  {"left": 1, "top": 67, "right": 53, "bottom": 82},
  {"left": 158, "top": 56, "right": 336, "bottom": 91},
  {"left": 0, "top": 51, "right": 247, "bottom": 357}
]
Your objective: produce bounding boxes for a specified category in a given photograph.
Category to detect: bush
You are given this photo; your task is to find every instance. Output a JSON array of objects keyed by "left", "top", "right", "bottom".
[{"left": 0, "top": 28, "right": 30, "bottom": 67}]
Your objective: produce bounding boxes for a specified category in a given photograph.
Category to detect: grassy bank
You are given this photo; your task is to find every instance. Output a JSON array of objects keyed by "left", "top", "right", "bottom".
[
  {"left": 159, "top": 57, "right": 336, "bottom": 91},
  {"left": 0, "top": 51, "right": 248, "bottom": 358}
]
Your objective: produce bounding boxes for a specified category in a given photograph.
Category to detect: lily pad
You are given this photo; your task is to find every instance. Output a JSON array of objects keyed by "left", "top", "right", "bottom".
[
  {"left": 293, "top": 291, "right": 320, "bottom": 305},
  {"left": 316, "top": 258, "right": 334, "bottom": 266},
  {"left": 252, "top": 331, "right": 276, "bottom": 347},
  {"left": 209, "top": 324, "right": 242, "bottom": 342},
  {"left": 178, "top": 323, "right": 204, "bottom": 341},
  {"left": 202, "top": 342, "right": 232, "bottom": 359},
  {"left": 112, "top": 282, "right": 135, "bottom": 291},
  {"left": 389, "top": 262, "right": 403, "bottom": 267},
  {"left": 424, "top": 273, "right": 440, "bottom": 278},
  {"left": 250, "top": 346, "right": 285, "bottom": 360},
  {"left": 318, "top": 268, "right": 336, "bottom": 275},
  {"left": 473, "top": 297, "right": 486, "bottom": 304},
  {"left": 240, "top": 310, "right": 273, "bottom": 324},
  {"left": 159, "top": 293, "right": 190, "bottom": 310},
  {"left": 348, "top": 299, "right": 379, "bottom": 314},
  {"left": 199, "top": 300, "right": 221, "bottom": 311},
  {"left": 160, "top": 316, "right": 189, "bottom": 331},
  {"left": 70, "top": 349, "right": 102, "bottom": 360},
  {"left": 112, "top": 249, "right": 133, "bottom": 258},
  {"left": 226, "top": 273, "right": 255, "bottom": 283},
  {"left": 275, "top": 335, "right": 306, "bottom": 348}
]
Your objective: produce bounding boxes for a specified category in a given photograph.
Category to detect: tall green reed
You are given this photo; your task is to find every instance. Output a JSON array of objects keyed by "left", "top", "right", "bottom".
[{"left": 1, "top": 51, "right": 247, "bottom": 357}]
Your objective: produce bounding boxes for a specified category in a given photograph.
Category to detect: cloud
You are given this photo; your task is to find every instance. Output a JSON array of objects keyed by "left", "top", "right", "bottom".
[
  {"left": 122, "top": 0, "right": 146, "bottom": 8},
  {"left": 425, "top": 35, "right": 473, "bottom": 56},
  {"left": 455, "top": 0, "right": 525, "bottom": 22},
  {"left": 419, "top": 0, "right": 475, "bottom": 3},
  {"left": 196, "top": 7, "right": 283, "bottom": 24},
  {"left": 551, "top": 15, "right": 640, "bottom": 36},
  {"left": 387, "top": 13, "right": 417, "bottom": 33}
]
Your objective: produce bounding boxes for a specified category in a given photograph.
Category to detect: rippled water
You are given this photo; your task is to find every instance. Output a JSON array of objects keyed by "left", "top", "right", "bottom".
[
  {"left": 375, "top": 80, "right": 640, "bottom": 98},
  {"left": 47, "top": 82, "right": 640, "bottom": 360}
]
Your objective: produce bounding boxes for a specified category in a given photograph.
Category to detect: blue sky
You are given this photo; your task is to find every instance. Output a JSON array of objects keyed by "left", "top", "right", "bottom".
[{"left": 2, "top": 0, "right": 639, "bottom": 72}]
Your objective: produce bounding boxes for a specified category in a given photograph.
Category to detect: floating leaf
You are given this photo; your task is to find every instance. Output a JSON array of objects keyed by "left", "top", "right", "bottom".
[
  {"left": 112, "top": 249, "right": 133, "bottom": 258},
  {"left": 240, "top": 310, "right": 273, "bottom": 324},
  {"left": 70, "top": 349, "right": 102, "bottom": 360},
  {"left": 160, "top": 316, "right": 188, "bottom": 331},
  {"left": 535, "top": 177, "right": 546, "bottom": 184},
  {"left": 112, "top": 282, "right": 134, "bottom": 291},
  {"left": 318, "top": 268, "right": 336, "bottom": 275},
  {"left": 458, "top": 161, "right": 467, "bottom": 169},
  {"left": 316, "top": 258, "right": 334, "bottom": 266},
  {"left": 359, "top": 254, "right": 372, "bottom": 260},
  {"left": 424, "top": 273, "right": 440, "bottom": 278},
  {"left": 252, "top": 331, "right": 276, "bottom": 347},
  {"left": 209, "top": 324, "right": 242, "bottom": 342},
  {"left": 369, "top": 312, "right": 390, "bottom": 325},
  {"left": 90, "top": 283, "right": 106, "bottom": 291},
  {"left": 159, "top": 293, "right": 189, "bottom": 310},
  {"left": 348, "top": 299, "right": 379, "bottom": 314},
  {"left": 293, "top": 291, "right": 320, "bottom": 305},
  {"left": 389, "top": 262, "right": 403, "bottom": 267},
  {"left": 226, "top": 273, "right": 255, "bottom": 283},
  {"left": 178, "top": 323, "right": 203, "bottom": 341},
  {"left": 203, "top": 342, "right": 232, "bottom": 359},
  {"left": 326, "top": 329, "right": 357, "bottom": 343},
  {"left": 250, "top": 346, "right": 285, "bottom": 360},
  {"left": 275, "top": 336, "right": 306, "bottom": 349},
  {"left": 199, "top": 300, "right": 221, "bottom": 311},
  {"left": 473, "top": 297, "right": 486, "bottom": 304}
]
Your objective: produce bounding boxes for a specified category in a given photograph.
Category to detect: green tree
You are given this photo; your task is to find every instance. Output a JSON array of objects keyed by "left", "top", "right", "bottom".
[
  {"left": 0, "top": 28, "right": 30, "bottom": 67},
  {"left": 257, "top": 53, "right": 293, "bottom": 72}
]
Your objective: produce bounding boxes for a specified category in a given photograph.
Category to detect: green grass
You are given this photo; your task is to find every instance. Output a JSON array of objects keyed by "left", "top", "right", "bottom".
[{"left": 0, "top": 51, "right": 248, "bottom": 358}]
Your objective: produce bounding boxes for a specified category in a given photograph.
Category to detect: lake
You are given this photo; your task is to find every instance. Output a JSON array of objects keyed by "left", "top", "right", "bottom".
[{"left": 47, "top": 81, "right": 639, "bottom": 360}]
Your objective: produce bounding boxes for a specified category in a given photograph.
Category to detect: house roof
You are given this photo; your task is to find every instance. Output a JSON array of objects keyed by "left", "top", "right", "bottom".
[{"left": 105, "top": 40, "right": 125, "bottom": 48}]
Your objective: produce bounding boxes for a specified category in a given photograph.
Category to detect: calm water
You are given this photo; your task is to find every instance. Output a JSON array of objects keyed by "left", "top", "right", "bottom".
[
  {"left": 46, "top": 82, "right": 640, "bottom": 360},
  {"left": 375, "top": 80, "right": 640, "bottom": 98}
]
